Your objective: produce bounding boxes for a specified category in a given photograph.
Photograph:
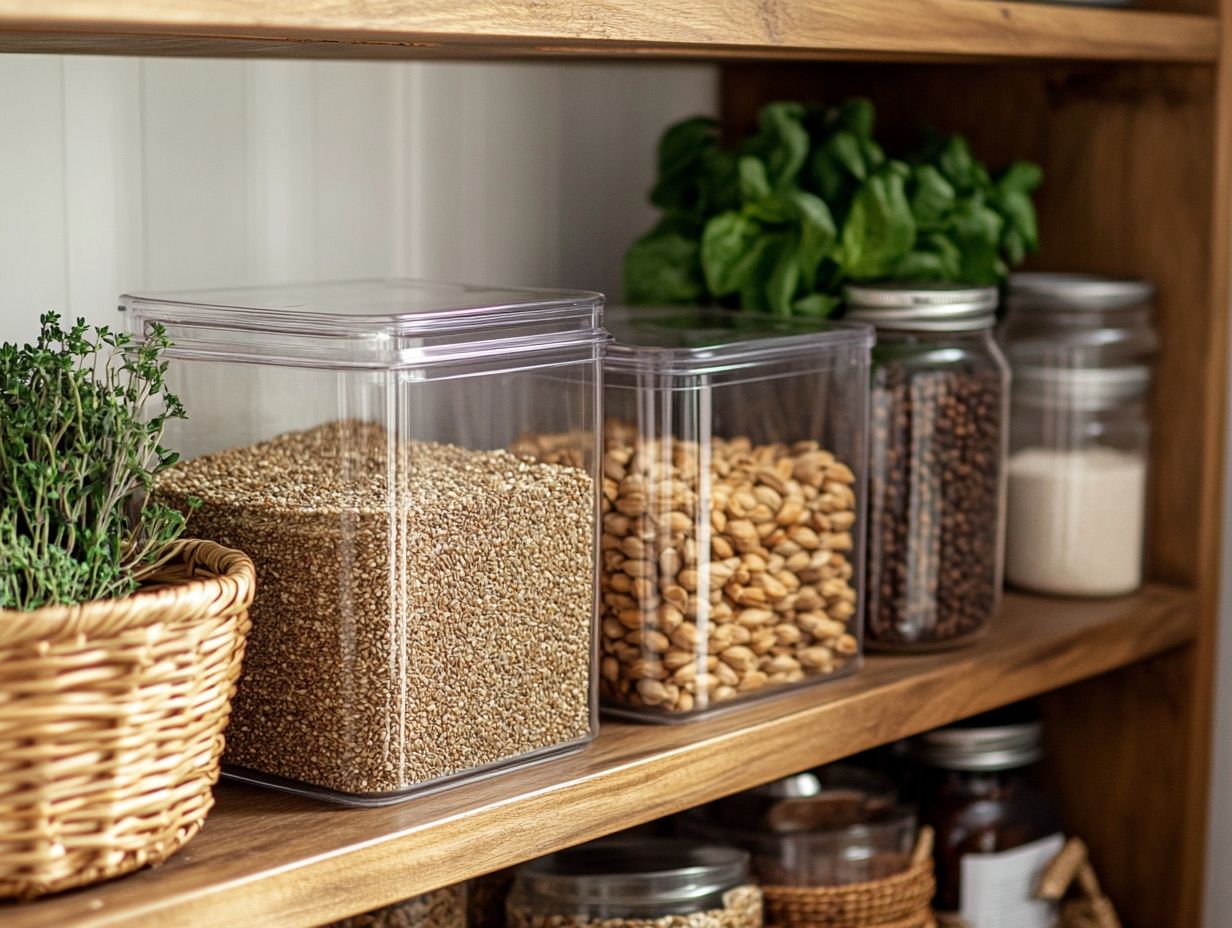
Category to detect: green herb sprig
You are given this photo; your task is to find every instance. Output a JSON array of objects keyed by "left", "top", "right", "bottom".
[
  {"left": 0, "top": 313, "right": 193, "bottom": 611},
  {"left": 624, "top": 99, "right": 1043, "bottom": 317}
]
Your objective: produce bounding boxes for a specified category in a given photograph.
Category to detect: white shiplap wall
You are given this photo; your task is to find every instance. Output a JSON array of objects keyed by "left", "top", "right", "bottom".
[{"left": 0, "top": 56, "right": 716, "bottom": 344}]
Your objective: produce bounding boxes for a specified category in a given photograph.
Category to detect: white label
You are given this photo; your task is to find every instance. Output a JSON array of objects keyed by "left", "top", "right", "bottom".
[{"left": 959, "top": 833, "right": 1064, "bottom": 928}]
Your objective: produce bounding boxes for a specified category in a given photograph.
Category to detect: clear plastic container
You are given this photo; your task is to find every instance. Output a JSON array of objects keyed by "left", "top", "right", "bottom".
[
  {"left": 324, "top": 885, "right": 467, "bottom": 928},
  {"left": 845, "top": 284, "right": 1009, "bottom": 651},
  {"left": 507, "top": 839, "right": 762, "bottom": 925},
  {"left": 576, "top": 307, "right": 872, "bottom": 720},
  {"left": 677, "top": 769, "right": 917, "bottom": 887},
  {"left": 1003, "top": 274, "right": 1156, "bottom": 597},
  {"left": 123, "top": 280, "right": 605, "bottom": 805}
]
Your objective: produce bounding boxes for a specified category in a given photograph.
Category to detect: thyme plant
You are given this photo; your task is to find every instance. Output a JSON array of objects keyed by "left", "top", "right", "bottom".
[{"left": 0, "top": 313, "right": 192, "bottom": 610}]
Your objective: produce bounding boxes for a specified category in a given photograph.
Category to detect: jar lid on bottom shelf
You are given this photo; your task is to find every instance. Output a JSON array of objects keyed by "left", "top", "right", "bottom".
[
  {"left": 514, "top": 839, "right": 749, "bottom": 915},
  {"left": 912, "top": 707, "right": 1044, "bottom": 771}
]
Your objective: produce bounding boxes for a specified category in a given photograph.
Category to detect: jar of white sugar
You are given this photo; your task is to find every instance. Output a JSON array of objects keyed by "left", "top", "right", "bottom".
[{"left": 1003, "top": 274, "right": 1155, "bottom": 597}]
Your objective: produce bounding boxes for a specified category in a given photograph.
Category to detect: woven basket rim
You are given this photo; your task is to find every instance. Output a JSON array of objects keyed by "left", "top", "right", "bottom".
[{"left": 0, "top": 538, "right": 255, "bottom": 645}]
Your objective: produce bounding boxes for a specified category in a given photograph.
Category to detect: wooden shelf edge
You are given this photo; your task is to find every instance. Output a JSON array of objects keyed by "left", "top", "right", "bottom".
[
  {"left": 0, "top": 1, "right": 1218, "bottom": 62},
  {"left": 0, "top": 584, "right": 1196, "bottom": 928}
]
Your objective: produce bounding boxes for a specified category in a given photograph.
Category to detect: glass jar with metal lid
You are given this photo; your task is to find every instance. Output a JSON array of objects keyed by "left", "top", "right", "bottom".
[
  {"left": 912, "top": 707, "right": 1062, "bottom": 926},
  {"left": 1002, "top": 273, "right": 1156, "bottom": 597},
  {"left": 506, "top": 839, "right": 762, "bottom": 925},
  {"left": 844, "top": 284, "right": 1010, "bottom": 651}
]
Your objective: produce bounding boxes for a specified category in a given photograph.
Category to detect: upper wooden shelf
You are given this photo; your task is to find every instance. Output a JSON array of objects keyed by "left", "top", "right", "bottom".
[
  {"left": 0, "top": 584, "right": 1195, "bottom": 928},
  {"left": 0, "top": 0, "right": 1219, "bottom": 62}
]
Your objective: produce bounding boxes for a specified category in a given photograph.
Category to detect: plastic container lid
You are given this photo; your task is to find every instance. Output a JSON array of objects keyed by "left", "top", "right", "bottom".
[
  {"left": 603, "top": 306, "right": 873, "bottom": 376},
  {"left": 843, "top": 283, "right": 998, "bottom": 331},
  {"left": 120, "top": 279, "right": 605, "bottom": 370},
  {"left": 516, "top": 839, "right": 749, "bottom": 913},
  {"left": 1009, "top": 272, "right": 1154, "bottom": 311}
]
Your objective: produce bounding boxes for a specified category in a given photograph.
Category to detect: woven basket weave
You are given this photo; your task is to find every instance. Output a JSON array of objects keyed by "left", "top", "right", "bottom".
[
  {"left": 762, "top": 828, "right": 936, "bottom": 928},
  {"left": 0, "top": 540, "right": 255, "bottom": 899}
]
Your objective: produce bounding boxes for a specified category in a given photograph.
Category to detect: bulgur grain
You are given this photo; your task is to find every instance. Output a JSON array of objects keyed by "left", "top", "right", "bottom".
[{"left": 157, "top": 420, "right": 594, "bottom": 795}]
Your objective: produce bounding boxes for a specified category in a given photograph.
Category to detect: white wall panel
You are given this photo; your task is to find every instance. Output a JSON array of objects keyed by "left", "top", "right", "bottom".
[
  {"left": 0, "top": 56, "right": 715, "bottom": 349},
  {"left": 62, "top": 57, "right": 144, "bottom": 326},
  {"left": 0, "top": 57, "right": 67, "bottom": 344},
  {"left": 140, "top": 59, "right": 252, "bottom": 291}
]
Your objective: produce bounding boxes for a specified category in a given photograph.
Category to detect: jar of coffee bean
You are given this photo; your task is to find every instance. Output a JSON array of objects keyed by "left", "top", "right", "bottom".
[
  {"left": 845, "top": 284, "right": 1010, "bottom": 650},
  {"left": 595, "top": 307, "right": 873, "bottom": 719}
]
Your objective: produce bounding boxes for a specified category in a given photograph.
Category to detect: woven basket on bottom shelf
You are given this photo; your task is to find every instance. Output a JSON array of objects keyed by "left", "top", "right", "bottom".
[
  {"left": 761, "top": 828, "right": 936, "bottom": 928},
  {"left": 0, "top": 540, "right": 255, "bottom": 899}
]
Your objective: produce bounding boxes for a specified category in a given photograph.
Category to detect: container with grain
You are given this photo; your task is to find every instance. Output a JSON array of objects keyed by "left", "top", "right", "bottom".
[
  {"left": 123, "top": 280, "right": 604, "bottom": 804},
  {"left": 581, "top": 308, "right": 871, "bottom": 720},
  {"left": 324, "top": 885, "right": 467, "bottom": 928},
  {"left": 845, "top": 284, "right": 1010, "bottom": 651},
  {"left": 507, "top": 839, "right": 762, "bottom": 927}
]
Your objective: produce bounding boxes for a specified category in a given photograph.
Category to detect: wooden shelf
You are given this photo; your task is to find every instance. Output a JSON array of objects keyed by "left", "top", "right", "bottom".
[
  {"left": 0, "top": 0, "right": 1218, "bottom": 62},
  {"left": 0, "top": 584, "right": 1196, "bottom": 928}
]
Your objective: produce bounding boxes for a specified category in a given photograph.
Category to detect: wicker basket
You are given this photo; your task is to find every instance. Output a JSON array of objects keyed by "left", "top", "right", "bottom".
[
  {"left": 0, "top": 540, "right": 255, "bottom": 899},
  {"left": 1037, "top": 837, "right": 1122, "bottom": 928},
  {"left": 761, "top": 828, "right": 936, "bottom": 928}
]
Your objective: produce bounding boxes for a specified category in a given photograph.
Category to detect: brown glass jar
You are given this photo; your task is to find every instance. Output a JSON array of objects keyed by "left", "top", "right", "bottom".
[{"left": 913, "top": 710, "right": 1062, "bottom": 925}]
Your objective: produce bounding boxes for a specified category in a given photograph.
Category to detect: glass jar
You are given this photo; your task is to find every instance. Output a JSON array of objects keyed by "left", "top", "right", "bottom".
[
  {"left": 677, "top": 768, "right": 916, "bottom": 887},
  {"left": 507, "top": 839, "right": 762, "bottom": 926},
  {"left": 126, "top": 280, "right": 605, "bottom": 804},
  {"left": 325, "top": 885, "right": 467, "bottom": 928},
  {"left": 1002, "top": 273, "right": 1156, "bottom": 597},
  {"left": 845, "top": 284, "right": 1010, "bottom": 650},
  {"left": 913, "top": 708, "right": 1062, "bottom": 926},
  {"left": 588, "top": 307, "right": 872, "bottom": 720}
]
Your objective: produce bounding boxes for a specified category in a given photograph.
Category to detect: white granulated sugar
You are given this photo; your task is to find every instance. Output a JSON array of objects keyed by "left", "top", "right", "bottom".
[{"left": 1006, "top": 446, "right": 1147, "bottom": 597}]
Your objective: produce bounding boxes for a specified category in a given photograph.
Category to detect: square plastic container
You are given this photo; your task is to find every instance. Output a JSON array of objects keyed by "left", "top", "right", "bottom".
[
  {"left": 587, "top": 307, "right": 870, "bottom": 721},
  {"left": 123, "top": 280, "right": 605, "bottom": 805}
]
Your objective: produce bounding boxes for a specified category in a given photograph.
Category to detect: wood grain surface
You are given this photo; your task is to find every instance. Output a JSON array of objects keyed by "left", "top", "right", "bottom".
[
  {"left": 0, "top": 0, "right": 1218, "bottom": 62},
  {"left": 0, "top": 586, "right": 1195, "bottom": 928},
  {"left": 721, "top": 59, "right": 1225, "bottom": 925}
]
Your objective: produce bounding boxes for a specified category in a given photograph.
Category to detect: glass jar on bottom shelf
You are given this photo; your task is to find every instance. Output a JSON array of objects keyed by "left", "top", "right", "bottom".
[
  {"left": 845, "top": 284, "right": 1009, "bottom": 651},
  {"left": 507, "top": 839, "right": 762, "bottom": 926},
  {"left": 912, "top": 708, "right": 1062, "bottom": 926},
  {"left": 323, "top": 885, "right": 466, "bottom": 928}
]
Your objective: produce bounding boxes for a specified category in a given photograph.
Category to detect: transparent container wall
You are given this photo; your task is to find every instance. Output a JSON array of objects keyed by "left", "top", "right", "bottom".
[
  {"left": 1006, "top": 394, "right": 1150, "bottom": 597},
  {"left": 155, "top": 353, "right": 599, "bottom": 803},
  {"left": 677, "top": 808, "right": 917, "bottom": 888},
  {"left": 507, "top": 840, "right": 758, "bottom": 923},
  {"left": 324, "top": 885, "right": 468, "bottom": 928},
  {"left": 865, "top": 331, "right": 1009, "bottom": 651},
  {"left": 598, "top": 350, "right": 868, "bottom": 720}
]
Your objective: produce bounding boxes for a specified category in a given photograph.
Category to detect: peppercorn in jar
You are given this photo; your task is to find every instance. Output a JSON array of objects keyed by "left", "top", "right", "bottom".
[{"left": 844, "top": 284, "right": 1009, "bottom": 650}]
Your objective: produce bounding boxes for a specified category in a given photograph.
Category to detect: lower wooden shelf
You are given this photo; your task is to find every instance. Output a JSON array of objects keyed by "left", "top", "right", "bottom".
[{"left": 2, "top": 584, "right": 1195, "bottom": 928}]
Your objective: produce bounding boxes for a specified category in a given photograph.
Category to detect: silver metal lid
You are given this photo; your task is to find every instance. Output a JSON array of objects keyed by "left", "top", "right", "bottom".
[
  {"left": 844, "top": 283, "right": 998, "bottom": 332},
  {"left": 913, "top": 719, "right": 1044, "bottom": 771},
  {"left": 1012, "top": 364, "right": 1150, "bottom": 410},
  {"left": 516, "top": 839, "right": 748, "bottom": 914},
  {"left": 1009, "top": 272, "right": 1154, "bottom": 311}
]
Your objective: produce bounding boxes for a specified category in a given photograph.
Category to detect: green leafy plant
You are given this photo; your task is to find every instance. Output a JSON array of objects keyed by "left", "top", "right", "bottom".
[
  {"left": 0, "top": 313, "right": 193, "bottom": 611},
  {"left": 625, "top": 98, "right": 1043, "bottom": 317}
]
